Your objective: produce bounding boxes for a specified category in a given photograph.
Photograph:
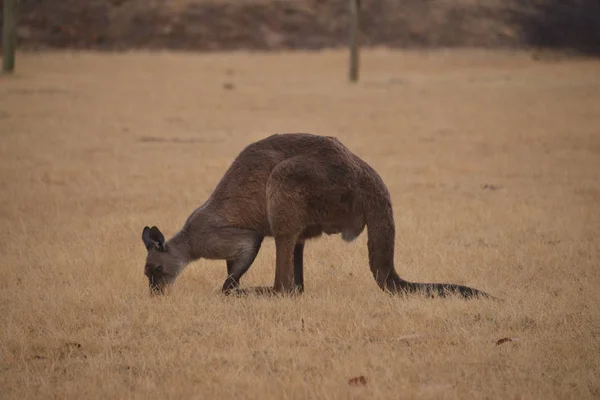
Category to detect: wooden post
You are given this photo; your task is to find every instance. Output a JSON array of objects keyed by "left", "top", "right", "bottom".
[
  {"left": 348, "top": 0, "right": 360, "bottom": 83},
  {"left": 3, "top": 0, "right": 18, "bottom": 73}
]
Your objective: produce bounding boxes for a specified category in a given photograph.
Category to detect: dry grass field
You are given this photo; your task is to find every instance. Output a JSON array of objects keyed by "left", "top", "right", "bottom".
[{"left": 1, "top": 49, "right": 599, "bottom": 399}]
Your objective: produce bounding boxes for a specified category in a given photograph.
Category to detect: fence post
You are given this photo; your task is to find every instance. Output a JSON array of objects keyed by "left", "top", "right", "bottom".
[
  {"left": 348, "top": 0, "right": 360, "bottom": 83},
  {"left": 3, "top": 0, "right": 18, "bottom": 73}
]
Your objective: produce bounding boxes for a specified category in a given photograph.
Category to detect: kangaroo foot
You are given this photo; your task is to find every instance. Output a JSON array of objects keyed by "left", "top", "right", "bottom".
[
  {"left": 223, "top": 286, "right": 277, "bottom": 297},
  {"left": 223, "top": 285, "right": 304, "bottom": 297}
]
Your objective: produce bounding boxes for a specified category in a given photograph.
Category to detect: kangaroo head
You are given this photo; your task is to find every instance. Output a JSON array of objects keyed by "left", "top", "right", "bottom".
[{"left": 141, "top": 226, "right": 180, "bottom": 295}]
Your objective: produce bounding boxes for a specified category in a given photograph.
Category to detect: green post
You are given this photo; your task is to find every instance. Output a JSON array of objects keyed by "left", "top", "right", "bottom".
[
  {"left": 348, "top": 0, "right": 360, "bottom": 83},
  {"left": 3, "top": 0, "right": 17, "bottom": 73}
]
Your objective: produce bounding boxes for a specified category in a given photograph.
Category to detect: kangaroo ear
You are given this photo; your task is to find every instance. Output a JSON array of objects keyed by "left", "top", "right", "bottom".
[
  {"left": 142, "top": 226, "right": 166, "bottom": 252},
  {"left": 149, "top": 226, "right": 166, "bottom": 250},
  {"left": 142, "top": 226, "right": 154, "bottom": 251}
]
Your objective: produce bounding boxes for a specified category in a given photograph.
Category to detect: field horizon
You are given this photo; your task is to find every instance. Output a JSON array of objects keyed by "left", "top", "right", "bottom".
[{"left": 1, "top": 48, "right": 599, "bottom": 399}]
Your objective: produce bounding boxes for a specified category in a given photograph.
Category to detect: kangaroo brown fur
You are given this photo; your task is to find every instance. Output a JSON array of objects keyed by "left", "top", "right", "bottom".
[{"left": 141, "top": 133, "right": 493, "bottom": 299}]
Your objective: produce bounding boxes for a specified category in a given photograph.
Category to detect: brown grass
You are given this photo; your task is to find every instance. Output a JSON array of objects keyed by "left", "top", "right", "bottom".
[{"left": 1, "top": 49, "right": 599, "bottom": 399}]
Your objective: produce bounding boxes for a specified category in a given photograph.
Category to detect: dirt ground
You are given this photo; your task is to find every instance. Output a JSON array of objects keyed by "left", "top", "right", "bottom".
[{"left": 0, "top": 49, "right": 599, "bottom": 399}]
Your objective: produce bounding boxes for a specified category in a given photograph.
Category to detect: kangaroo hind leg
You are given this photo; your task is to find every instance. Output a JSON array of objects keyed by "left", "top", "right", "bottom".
[
  {"left": 267, "top": 156, "right": 346, "bottom": 294},
  {"left": 266, "top": 158, "right": 316, "bottom": 294},
  {"left": 294, "top": 241, "right": 305, "bottom": 293}
]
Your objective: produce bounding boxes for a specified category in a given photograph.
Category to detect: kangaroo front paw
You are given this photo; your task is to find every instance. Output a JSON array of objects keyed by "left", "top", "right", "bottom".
[{"left": 221, "top": 277, "right": 240, "bottom": 293}]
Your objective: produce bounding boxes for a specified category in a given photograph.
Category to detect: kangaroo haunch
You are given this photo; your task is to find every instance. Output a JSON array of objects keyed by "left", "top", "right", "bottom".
[{"left": 141, "top": 133, "right": 493, "bottom": 299}]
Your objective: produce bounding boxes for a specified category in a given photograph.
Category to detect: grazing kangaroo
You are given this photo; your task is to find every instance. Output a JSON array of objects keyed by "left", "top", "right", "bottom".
[{"left": 141, "top": 133, "right": 492, "bottom": 299}]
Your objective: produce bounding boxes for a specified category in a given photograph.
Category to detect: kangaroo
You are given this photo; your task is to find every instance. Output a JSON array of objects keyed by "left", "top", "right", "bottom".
[{"left": 141, "top": 133, "right": 492, "bottom": 299}]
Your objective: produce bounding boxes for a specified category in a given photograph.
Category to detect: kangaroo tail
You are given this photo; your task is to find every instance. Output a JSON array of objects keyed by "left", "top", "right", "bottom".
[
  {"left": 385, "top": 275, "right": 497, "bottom": 300},
  {"left": 362, "top": 172, "right": 497, "bottom": 300}
]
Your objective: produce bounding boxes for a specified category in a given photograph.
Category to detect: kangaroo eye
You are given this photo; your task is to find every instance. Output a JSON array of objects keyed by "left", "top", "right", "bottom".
[{"left": 155, "top": 265, "right": 163, "bottom": 273}]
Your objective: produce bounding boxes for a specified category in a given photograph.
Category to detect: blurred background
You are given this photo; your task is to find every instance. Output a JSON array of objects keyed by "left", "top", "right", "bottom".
[
  {"left": 1, "top": 2, "right": 600, "bottom": 399},
  {"left": 3, "top": 0, "right": 600, "bottom": 55}
]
